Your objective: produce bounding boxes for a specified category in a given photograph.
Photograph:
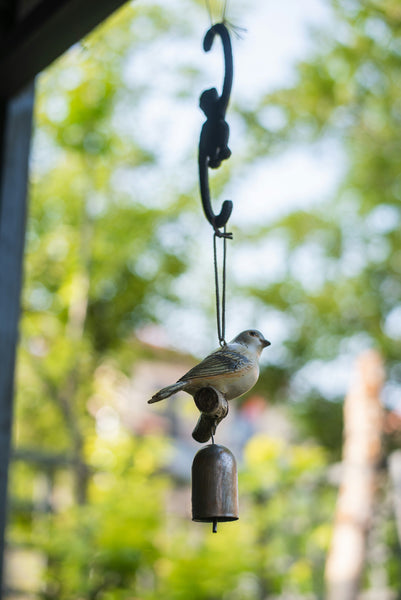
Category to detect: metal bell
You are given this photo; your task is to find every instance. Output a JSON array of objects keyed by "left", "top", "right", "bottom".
[{"left": 192, "top": 444, "right": 239, "bottom": 533}]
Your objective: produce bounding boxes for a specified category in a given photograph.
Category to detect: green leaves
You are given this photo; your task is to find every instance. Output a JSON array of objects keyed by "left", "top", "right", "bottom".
[{"left": 9, "top": 0, "right": 401, "bottom": 597}]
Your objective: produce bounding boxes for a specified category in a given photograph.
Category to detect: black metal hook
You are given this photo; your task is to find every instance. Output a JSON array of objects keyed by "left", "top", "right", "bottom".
[{"left": 198, "top": 23, "right": 233, "bottom": 236}]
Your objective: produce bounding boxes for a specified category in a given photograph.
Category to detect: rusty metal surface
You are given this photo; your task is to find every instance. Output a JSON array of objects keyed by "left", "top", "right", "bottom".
[{"left": 192, "top": 444, "right": 238, "bottom": 530}]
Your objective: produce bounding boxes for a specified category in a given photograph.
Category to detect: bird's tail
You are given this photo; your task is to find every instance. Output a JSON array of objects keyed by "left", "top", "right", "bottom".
[{"left": 148, "top": 381, "right": 186, "bottom": 404}]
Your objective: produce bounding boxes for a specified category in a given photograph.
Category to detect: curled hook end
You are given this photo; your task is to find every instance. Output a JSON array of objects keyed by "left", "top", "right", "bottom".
[
  {"left": 203, "top": 27, "right": 214, "bottom": 52},
  {"left": 203, "top": 23, "right": 229, "bottom": 53},
  {"left": 214, "top": 199, "right": 233, "bottom": 230}
]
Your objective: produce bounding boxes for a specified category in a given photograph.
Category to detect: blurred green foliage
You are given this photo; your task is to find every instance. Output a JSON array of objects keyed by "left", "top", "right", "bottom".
[
  {"left": 8, "top": 0, "right": 401, "bottom": 597},
  {"left": 247, "top": 0, "right": 401, "bottom": 379},
  {"left": 29, "top": 433, "right": 333, "bottom": 600},
  {"left": 235, "top": 0, "right": 401, "bottom": 453}
]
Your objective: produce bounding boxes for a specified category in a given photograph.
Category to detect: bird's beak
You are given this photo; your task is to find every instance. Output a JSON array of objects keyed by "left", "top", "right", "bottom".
[{"left": 262, "top": 339, "right": 271, "bottom": 348}]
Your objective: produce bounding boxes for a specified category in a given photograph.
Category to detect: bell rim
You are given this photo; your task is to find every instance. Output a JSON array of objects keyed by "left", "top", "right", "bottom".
[{"left": 192, "top": 515, "right": 239, "bottom": 522}]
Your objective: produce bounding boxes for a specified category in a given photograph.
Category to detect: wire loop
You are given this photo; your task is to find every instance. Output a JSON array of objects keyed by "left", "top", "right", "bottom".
[{"left": 213, "top": 226, "right": 229, "bottom": 346}]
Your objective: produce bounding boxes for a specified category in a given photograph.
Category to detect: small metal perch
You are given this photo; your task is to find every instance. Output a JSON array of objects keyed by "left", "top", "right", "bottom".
[{"left": 192, "top": 386, "right": 229, "bottom": 443}]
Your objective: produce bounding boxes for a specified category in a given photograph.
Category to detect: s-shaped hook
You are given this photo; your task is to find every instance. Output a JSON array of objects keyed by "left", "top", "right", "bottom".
[{"left": 198, "top": 22, "right": 233, "bottom": 238}]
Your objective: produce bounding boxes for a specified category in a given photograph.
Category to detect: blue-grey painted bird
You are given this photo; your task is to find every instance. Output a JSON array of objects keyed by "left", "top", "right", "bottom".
[{"left": 148, "top": 330, "right": 270, "bottom": 404}]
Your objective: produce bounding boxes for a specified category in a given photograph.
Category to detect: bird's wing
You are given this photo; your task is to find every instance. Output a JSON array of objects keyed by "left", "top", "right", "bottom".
[{"left": 179, "top": 349, "right": 251, "bottom": 382}]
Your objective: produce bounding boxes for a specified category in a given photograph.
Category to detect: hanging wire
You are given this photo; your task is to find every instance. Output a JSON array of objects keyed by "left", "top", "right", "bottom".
[{"left": 213, "top": 225, "right": 229, "bottom": 346}]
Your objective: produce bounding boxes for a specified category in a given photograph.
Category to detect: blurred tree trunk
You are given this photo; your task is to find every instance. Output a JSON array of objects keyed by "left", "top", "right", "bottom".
[
  {"left": 325, "top": 351, "right": 385, "bottom": 600},
  {"left": 54, "top": 210, "right": 92, "bottom": 505},
  {"left": 35, "top": 200, "right": 93, "bottom": 506},
  {"left": 388, "top": 451, "right": 401, "bottom": 549}
]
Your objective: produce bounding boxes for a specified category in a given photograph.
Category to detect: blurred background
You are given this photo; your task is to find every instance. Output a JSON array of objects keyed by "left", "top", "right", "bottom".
[{"left": 5, "top": 0, "right": 401, "bottom": 598}]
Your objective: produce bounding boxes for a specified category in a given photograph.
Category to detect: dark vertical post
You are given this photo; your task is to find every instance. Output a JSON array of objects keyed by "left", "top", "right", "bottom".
[{"left": 0, "top": 82, "right": 34, "bottom": 592}]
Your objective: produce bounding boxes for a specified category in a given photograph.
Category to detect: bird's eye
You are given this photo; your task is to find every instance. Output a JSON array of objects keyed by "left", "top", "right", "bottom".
[{"left": 249, "top": 331, "right": 257, "bottom": 337}]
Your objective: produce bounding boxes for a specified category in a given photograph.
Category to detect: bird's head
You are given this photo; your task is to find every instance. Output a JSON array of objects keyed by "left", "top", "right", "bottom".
[{"left": 231, "top": 330, "right": 271, "bottom": 355}]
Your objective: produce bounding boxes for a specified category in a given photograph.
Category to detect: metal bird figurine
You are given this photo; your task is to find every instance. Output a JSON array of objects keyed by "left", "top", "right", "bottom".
[{"left": 148, "top": 330, "right": 270, "bottom": 404}]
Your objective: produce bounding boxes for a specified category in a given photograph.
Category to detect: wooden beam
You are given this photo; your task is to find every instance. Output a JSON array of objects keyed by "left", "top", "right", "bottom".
[
  {"left": 0, "top": 82, "right": 34, "bottom": 592},
  {"left": 0, "top": 0, "right": 128, "bottom": 98}
]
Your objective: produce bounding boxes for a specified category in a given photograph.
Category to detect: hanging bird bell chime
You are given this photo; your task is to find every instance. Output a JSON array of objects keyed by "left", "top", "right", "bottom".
[
  {"left": 192, "top": 443, "right": 239, "bottom": 533},
  {"left": 190, "top": 19, "right": 239, "bottom": 534}
]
